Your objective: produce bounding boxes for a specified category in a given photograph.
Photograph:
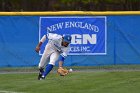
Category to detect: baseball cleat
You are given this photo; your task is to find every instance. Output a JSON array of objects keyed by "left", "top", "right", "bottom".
[
  {"left": 38, "top": 68, "right": 44, "bottom": 80},
  {"left": 38, "top": 72, "right": 42, "bottom": 80},
  {"left": 38, "top": 75, "right": 45, "bottom": 80}
]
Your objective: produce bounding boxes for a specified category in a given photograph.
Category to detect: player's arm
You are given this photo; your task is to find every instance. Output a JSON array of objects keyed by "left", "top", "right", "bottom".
[
  {"left": 57, "top": 53, "right": 69, "bottom": 76},
  {"left": 35, "top": 35, "right": 47, "bottom": 53},
  {"left": 58, "top": 44, "right": 70, "bottom": 67},
  {"left": 58, "top": 55, "right": 65, "bottom": 69},
  {"left": 58, "top": 51, "right": 68, "bottom": 68}
]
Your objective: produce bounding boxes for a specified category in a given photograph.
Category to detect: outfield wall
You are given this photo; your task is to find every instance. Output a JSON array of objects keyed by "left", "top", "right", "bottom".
[{"left": 0, "top": 12, "right": 140, "bottom": 67}]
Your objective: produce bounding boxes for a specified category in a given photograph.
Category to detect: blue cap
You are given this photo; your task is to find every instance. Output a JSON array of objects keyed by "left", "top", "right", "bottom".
[{"left": 63, "top": 35, "right": 72, "bottom": 43}]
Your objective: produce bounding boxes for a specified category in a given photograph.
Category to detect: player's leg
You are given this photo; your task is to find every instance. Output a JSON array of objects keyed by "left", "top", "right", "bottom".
[
  {"left": 38, "top": 57, "right": 49, "bottom": 80},
  {"left": 38, "top": 44, "right": 52, "bottom": 69},
  {"left": 42, "top": 51, "right": 59, "bottom": 78},
  {"left": 38, "top": 44, "right": 52, "bottom": 80},
  {"left": 38, "top": 55, "right": 50, "bottom": 80}
]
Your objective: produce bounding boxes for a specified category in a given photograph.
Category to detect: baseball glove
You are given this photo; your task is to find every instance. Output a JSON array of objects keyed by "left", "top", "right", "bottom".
[{"left": 57, "top": 67, "right": 69, "bottom": 76}]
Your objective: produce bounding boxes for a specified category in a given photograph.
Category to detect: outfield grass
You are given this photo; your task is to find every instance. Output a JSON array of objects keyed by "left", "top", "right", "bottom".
[
  {"left": 1, "top": 65, "right": 140, "bottom": 72},
  {"left": 0, "top": 71, "right": 140, "bottom": 93}
]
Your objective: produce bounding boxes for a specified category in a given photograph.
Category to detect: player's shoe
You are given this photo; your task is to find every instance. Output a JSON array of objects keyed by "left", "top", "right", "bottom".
[
  {"left": 38, "top": 72, "right": 43, "bottom": 80},
  {"left": 38, "top": 68, "right": 44, "bottom": 80},
  {"left": 38, "top": 75, "right": 45, "bottom": 80}
]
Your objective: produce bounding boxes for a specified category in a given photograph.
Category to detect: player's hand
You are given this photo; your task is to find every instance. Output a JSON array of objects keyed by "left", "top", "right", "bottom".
[{"left": 35, "top": 46, "right": 40, "bottom": 53}]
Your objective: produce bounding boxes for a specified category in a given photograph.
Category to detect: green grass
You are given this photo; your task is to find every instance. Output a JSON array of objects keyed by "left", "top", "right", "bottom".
[
  {"left": 0, "top": 71, "right": 140, "bottom": 93},
  {"left": 1, "top": 65, "right": 140, "bottom": 72}
]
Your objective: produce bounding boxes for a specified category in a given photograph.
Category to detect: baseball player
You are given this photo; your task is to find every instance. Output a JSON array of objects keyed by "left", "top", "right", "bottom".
[{"left": 35, "top": 33, "right": 71, "bottom": 80}]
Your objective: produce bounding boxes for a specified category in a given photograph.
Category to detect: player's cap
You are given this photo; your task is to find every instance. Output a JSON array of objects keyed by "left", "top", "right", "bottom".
[{"left": 63, "top": 35, "right": 72, "bottom": 43}]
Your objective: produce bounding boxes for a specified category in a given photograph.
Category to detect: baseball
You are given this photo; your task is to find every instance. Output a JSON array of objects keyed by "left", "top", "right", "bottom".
[{"left": 69, "top": 68, "right": 73, "bottom": 72}]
